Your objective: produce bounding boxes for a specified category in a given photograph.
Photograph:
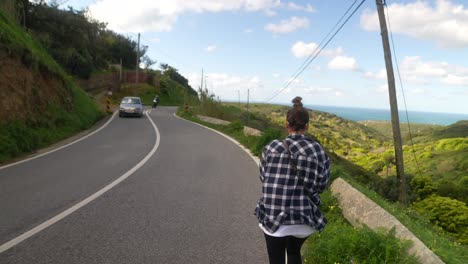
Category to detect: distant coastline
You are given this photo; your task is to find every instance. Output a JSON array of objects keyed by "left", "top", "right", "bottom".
[{"left": 306, "top": 105, "right": 468, "bottom": 126}]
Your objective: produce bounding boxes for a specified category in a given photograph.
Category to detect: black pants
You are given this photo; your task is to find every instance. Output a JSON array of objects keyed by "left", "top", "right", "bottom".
[{"left": 263, "top": 233, "right": 308, "bottom": 264}]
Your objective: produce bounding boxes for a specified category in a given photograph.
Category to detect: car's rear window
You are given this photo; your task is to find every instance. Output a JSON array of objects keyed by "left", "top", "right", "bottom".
[{"left": 121, "top": 98, "right": 141, "bottom": 104}]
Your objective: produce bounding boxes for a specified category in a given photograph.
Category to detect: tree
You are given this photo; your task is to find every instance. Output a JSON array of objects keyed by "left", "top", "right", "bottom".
[
  {"left": 383, "top": 151, "right": 395, "bottom": 177},
  {"left": 141, "top": 55, "right": 156, "bottom": 70},
  {"left": 24, "top": 2, "right": 145, "bottom": 78}
]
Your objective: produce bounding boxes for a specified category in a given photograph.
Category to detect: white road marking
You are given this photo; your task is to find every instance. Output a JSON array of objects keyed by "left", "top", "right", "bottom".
[
  {"left": 173, "top": 113, "right": 260, "bottom": 165},
  {"left": 0, "top": 110, "right": 160, "bottom": 253},
  {"left": 0, "top": 111, "right": 118, "bottom": 171}
]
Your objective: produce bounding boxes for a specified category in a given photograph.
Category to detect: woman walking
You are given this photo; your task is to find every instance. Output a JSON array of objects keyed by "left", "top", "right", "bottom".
[{"left": 255, "top": 97, "right": 331, "bottom": 264}]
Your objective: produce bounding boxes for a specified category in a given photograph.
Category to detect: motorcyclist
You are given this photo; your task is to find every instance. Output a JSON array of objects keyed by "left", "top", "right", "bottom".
[{"left": 152, "top": 96, "right": 159, "bottom": 108}]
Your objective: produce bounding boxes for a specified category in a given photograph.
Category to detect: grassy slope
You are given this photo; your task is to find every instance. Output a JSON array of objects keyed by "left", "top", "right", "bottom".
[
  {"left": 359, "top": 120, "right": 468, "bottom": 203},
  {"left": 107, "top": 73, "right": 196, "bottom": 108},
  {"left": 177, "top": 110, "right": 420, "bottom": 263},
  {"left": 0, "top": 12, "right": 103, "bottom": 163},
  {"left": 219, "top": 102, "right": 467, "bottom": 263}
]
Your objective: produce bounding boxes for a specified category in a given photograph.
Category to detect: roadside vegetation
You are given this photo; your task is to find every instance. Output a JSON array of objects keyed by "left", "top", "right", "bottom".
[
  {"left": 176, "top": 108, "right": 420, "bottom": 263},
  {"left": 0, "top": 2, "right": 191, "bottom": 163},
  {"left": 0, "top": 10, "right": 102, "bottom": 163},
  {"left": 106, "top": 64, "right": 197, "bottom": 108},
  {"left": 177, "top": 89, "right": 467, "bottom": 263},
  {"left": 1, "top": 1, "right": 465, "bottom": 262},
  {"left": 244, "top": 103, "right": 468, "bottom": 247}
]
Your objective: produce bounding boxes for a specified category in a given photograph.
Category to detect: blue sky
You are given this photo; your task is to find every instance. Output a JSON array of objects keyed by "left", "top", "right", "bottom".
[{"left": 61, "top": 0, "right": 467, "bottom": 114}]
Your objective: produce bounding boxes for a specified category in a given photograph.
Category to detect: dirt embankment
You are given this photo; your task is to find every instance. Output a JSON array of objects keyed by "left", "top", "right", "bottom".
[{"left": 0, "top": 52, "right": 71, "bottom": 122}]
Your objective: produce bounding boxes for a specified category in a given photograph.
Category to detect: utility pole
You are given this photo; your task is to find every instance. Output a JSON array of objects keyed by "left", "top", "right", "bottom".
[
  {"left": 376, "top": 0, "right": 407, "bottom": 205},
  {"left": 119, "top": 58, "right": 122, "bottom": 81},
  {"left": 238, "top": 90, "right": 240, "bottom": 108},
  {"left": 246, "top": 89, "right": 250, "bottom": 125},
  {"left": 200, "top": 69, "right": 204, "bottom": 91},
  {"left": 136, "top": 33, "right": 140, "bottom": 85}
]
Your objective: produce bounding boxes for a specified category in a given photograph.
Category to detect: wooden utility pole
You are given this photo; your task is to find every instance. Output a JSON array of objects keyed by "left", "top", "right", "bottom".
[
  {"left": 246, "top": 89, "right": 250, "bottom": 125},
  {"left": 376, "top": 0, "right": 407, "bottom": 205},
  {"left": 200, "top": 69, "right": 204, "bottom": 91},
  {"left": 119, "top": 58, "right": 122, "bottom": 81},
  {"left": 136, "top": 33, "right": 140, "bottom": 85}
]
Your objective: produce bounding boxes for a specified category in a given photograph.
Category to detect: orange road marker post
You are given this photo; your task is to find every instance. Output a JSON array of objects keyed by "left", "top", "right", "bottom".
[{"left": 106, "top": 90, "right": 113, "bottom": 114}]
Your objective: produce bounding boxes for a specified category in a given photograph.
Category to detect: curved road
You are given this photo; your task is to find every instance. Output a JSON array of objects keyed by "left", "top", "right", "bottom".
[{"left": 0, "top": 107, "right": 266, "bottom": 263}]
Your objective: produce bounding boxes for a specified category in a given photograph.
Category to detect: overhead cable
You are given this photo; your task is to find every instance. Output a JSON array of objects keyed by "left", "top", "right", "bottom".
[
  {"left": 264, "top": 0, "right": 367, "bottom": 103},
  {"left": 385, "top": 3, "right": 424, "bottom": 178}
]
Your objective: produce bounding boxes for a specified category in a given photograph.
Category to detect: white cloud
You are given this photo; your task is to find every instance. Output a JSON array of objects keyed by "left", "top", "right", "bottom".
[
  {"left": 205, "top": 45, "right": 217, "bottom": 52},
  {"left": 291, "top": 41, "right": 344, "bottom": 58},
  {"left": 188, "top": 72, "right": 263, "bottom": 93},
  {"left": 287, "top": 2, "right": 316, "bottom": 13},
  {"left": 305, "top": 87, "right": 333, "bottom": 93},
  {"left": 151, "top": 38, "right": 161, "bottom": 43},
  {"left": 376, "top": 84, "right": 388, "bottom": 93},
  {"left": 360, "top": 0, "right": 468, "bottom": 48},
  {"left": 89, "top": 0, "right": 282, "bottom": 33},
  {"left": 411, "top": 88, "right": 427, "bottom": 94},
  {"left": 265, "top": 9, "right": 277, "bottom": 17},
  {"left": 401, "top": 56, "right": 447, "bottom": 78},
  {"left": 328, "top": 56, "right": 359, "bottom": 71},
  {"left": 284, "top": 78, "right": 304, "bottom": 85},
  {"left": 244, "top": 28, "right": 254, "bottom": 33},
  {"left": 304, "top": 86, "right": 344, "bottom": 97},
  {"left": 400, "top": 56, "right": 468, "bottom": 85},
  {"left": 364, "top": 69, "right": 386, "bottom": 79},
  {"left": 265, "top": 17, "right": 309, "bottom": 34},
  {"left": 365, "top": 56, "right": 468, "bottom": 87},
  {"left": 442, "top": 74, "right": 468, "bottom": 86}
]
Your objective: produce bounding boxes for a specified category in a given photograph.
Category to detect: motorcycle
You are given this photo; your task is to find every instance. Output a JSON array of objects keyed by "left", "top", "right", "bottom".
[{"left": 152, "top": 97, "right": 159, "bottom": 108}]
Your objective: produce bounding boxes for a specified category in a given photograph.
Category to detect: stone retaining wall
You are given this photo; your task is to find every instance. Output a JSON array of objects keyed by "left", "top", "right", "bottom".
[
  {"left": 197, "top": 115, "right": 231, "bottom": 126},
  {"left": 197, "top": 115, "right": 263, "bottom": 136},
  {"left": 243, "top": 126, "right": 262, "bottom": 136},
  {"left": 331, "top": 178, "right": 444, "bottom": 264}
]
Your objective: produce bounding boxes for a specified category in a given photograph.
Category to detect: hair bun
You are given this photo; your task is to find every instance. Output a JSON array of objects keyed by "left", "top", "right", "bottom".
[{"left": 292, "top": 96, "right": 303, "bottom": 108}]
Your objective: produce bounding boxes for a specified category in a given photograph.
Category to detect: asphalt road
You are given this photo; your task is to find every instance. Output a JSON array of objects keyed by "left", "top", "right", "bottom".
[{"left": 0, "top": 107, "right": 267, "bottom": 263}]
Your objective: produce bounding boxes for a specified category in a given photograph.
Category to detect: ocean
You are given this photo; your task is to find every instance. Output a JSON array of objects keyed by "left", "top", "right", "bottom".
[{"left": 305, "top": 105, "right": 468, "bottom": 126}]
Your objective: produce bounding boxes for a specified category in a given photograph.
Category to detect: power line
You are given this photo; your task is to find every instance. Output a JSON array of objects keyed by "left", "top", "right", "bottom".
[
  {"left": 273, "top": 0, "right": 359, "bottom": 99},
  {"left": 385, "top": 3, "right": 424, "bottom": 178},
  {"left": 264, "top": 0, "right": 367, "bottom": 103}
]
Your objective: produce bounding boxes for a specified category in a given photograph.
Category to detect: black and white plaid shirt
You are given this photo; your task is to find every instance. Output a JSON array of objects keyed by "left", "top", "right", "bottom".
[{"left": 255, "top": 134, "right": 330, "bottom": 234}]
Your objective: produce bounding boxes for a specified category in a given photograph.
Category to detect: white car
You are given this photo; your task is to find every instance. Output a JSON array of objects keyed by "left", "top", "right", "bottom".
[{"left": 119, "top": 96, "right": 143, "bottom": 118}]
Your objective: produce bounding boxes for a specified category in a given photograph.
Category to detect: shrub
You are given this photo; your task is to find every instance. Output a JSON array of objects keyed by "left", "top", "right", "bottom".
[
  {"left": 304, "top": 192, "right": 419, "bottom": 264},
  {"left": 412, "top": 195, "right": 468, "bottom": 244},
  {"left": 371, "top": 176, "right": 400, "bottom": 202},
  {"left": 253, "top": 128, "right": 282, "bottom": 157},
  {"left": 225, "top": 120, "right": 243, "bottom": 133},
  {"left": 436, "top": 179, "right": 466, "bottom": 204},
  {"left": 418, "top": 151, "right": 434, "bottom": 159},
  {"left": 435, "top": 138, "right": 468, "bottom": 151},
  {"left": 411, "top": 176, "right": 437, "bottom": 200},
  {"left": 370, "top": 159, "right": 385, "bottom": 174}
]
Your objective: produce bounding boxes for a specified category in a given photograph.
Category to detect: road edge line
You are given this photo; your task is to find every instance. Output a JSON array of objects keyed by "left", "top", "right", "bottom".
[
  {"left": 173, "top": 113, "right": 260, "bottom": 165},
  {"left": 0, "top": 111, "right": 118, "bottom": 171},
  {"left": 0, "top": 110, "right": 160, "bottom": 253}
]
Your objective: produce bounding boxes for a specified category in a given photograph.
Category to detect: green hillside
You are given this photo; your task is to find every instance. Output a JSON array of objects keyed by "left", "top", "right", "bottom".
[
  {"left": 433, "top": 120, "right": 468, "bottom": 139},
  {"left": 0, "top": 10, "right": 102, "bottom": 163},
  {"left": 359, "top": 120, "right": 468, "bottom": 204},
  {"left": 247, "top": 103, "right": 468, "bottom": 245},
  {"left": 181, "top": 99, "right": 467, "bottom": 262},
  {"left": 0, "top": 3, "right": 196, "bottom": 164}
]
